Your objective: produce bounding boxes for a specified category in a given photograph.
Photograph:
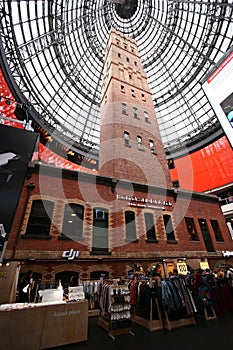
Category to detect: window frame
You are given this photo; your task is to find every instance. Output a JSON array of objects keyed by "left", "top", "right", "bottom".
[
  {"left": 163, "top": 214, "right": 176, "bottom": 242},
  {"left": 125, "top": 210, "right": 137, "bottom": 242},
  {"left": 25, "top": 199, "right": 54, "bottom": 238},
  {"left": 124, "top": 131, "right": 130, "bottom": 146},
  {"left": 91, "top": 207, "right": 109, "bottom": 255},
  {"left": 144, "top": 212, "right": 157, "bottom": 242},
  {"left": 122, "top": 102, "right": 127, "bottom": 114},
  {"left": 61, "top": 203, "right": 84, "bottom": 240},
  {"left": 210, "top": 219, "right": 224, "bottom": 242},
  {"left": 185, "top": 217, "right": 199, "bottom": 241},
  {"left": 137, "top": 135, "right": 143, "bottom": 150}
]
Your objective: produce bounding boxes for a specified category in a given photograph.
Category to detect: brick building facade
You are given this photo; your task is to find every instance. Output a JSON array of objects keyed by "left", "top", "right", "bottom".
[{"left": 4, "top": 163, "right": 233, "bottom": 282}]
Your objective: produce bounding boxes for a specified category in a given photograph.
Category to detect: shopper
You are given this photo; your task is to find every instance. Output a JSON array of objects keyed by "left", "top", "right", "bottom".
[
  {"left": 226, "top": 267, "right": 233, "bottom": 290},
  {"left": 70, "top": 274, "right": 79, "bottom": 287},
  {"left": 18, "top": 269, "right": 35, "bottom": 303}
]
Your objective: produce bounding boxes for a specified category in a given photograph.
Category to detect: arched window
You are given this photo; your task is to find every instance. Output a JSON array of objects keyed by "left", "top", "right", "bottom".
[
  {"left": 92, "top": 208, "right": 109, "bottom": 254},
  {"left": 55, "top": 271, "right": 79, "bottom": 290},
  {"left": 137, "top": 135, "right": 143, "bottom": 150},
  {"left": 124, "top": 131, "right": 130, "bottom": 146},
  {"left": 25, "top": 199, "right": 54, "bottom": 236},
  {"left": 149, "top": 139, "right": 155, "bottom": 154},
  {"left": 61, "top": 203, "right": 84, "bottom": 240}
]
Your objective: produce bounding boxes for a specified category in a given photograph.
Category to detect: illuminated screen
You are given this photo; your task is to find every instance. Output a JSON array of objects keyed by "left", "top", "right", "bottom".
[{"left": 202, "top": 47, "right": 233, "bottom": 148}]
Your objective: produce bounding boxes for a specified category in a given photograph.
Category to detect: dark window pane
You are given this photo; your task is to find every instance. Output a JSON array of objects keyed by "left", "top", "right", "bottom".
[
  {"left": 198, "top": 219, "right": 215, "bottom": 252},
  {"left": 92, "top": 208, "right": 109, "bottom": 253},
  {"left": 163, "top": 214, "right": 175, "bottom": 241},
  {"left": 210, "top": 220, "right": 224, "bottom": 242},
  {"left": 125, "top": 211, "right": 137, "bottom": 241},
  {"left": 26, "top": 200, "right": 54, "bottom": 236},
  {"left": 145, "top": 213, "right": 157, "bottom": 241},
  {"left": 62, "top": 203, "right": 84, "bottom": 239},
  {"left": 185, "top": 217, "right": 199, "bottom": 241}
]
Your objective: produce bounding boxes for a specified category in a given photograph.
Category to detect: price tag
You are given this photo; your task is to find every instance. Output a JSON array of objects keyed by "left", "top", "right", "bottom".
[
  {"left": 200, "top": 261, "right": 209, "bottom": 270},
  {"left": 177, "top": 262, "right": 188, "bottom": 275}
]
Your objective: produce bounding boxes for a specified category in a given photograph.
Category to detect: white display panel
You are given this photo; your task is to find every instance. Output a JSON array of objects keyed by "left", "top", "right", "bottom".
[{"left": 202, "top": 47, "right": 233, "bottom": 148}]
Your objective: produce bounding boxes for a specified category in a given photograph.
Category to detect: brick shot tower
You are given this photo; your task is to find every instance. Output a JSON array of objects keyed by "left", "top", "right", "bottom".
[{"left": 99, "top": 28, "right": 172, "bottom": 188}]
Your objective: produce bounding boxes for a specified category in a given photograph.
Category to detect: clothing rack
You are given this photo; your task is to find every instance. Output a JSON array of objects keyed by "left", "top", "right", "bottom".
[
  {"left": 134, "top": 298, "right": 163, "bottom": 331},
  {"left": 161, "top": 277, "right": 196, "bottom": 330},
  {"left": 130, "top": 278, "right": 164, "bottom": 331},
  {"left": 98, "top": 284, "right": 134, "bottom": 339}
]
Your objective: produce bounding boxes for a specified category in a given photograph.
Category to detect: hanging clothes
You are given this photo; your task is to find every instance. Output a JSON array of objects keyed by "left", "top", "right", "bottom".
[{"left": 161, "top": 278, "right": 194, "bottom": 321}]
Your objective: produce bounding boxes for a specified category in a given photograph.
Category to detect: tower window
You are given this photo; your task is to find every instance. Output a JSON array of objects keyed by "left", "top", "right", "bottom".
[
  {"left": 131, "top": 89, "right": 135, "bottom": 97},
  {"left": 126, "top": 57, "right": 129, "bottom": 62},
  {"left": 122, "top": 103, "right": 127, "bottom": 114},
  {"left": 118, "top": 53, "right": 121, "bottom": 58},
  {"left": 134, "top": 61, "right": 137, "bottom": 66},
  {"left": 129, "top": 74, "right": 132, "bottom": 80},
  {"left": 133, "top": 107, "right": 138, "bottom": 118},
  {"left": 137, "top": 135, "right": 143, "bottom": 150},
  {"left": 144, "top": 111, "right": 149, "bottom": 123},
  {"left": 121, "top": 85, "right": 125, "bottom": 93},
  {"left": 142, "top": 93, "right": 146, "bottom": 101},
  {"left": 149, "top": 140, "right": 155, "bottom": 154},
  {"left": 124, "top": 131, "right": 130, "bottom": 146}
]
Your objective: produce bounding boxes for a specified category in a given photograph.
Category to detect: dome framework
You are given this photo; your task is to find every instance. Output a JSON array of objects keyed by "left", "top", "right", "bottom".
[{"left": 0, "top": 0, "right": 232, "bottom": 164}]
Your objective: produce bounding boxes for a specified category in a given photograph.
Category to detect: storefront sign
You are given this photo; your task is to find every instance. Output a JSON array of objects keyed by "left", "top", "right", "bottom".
[
  {"left": 222, "top": 250, "right": 233, "bottom": 257},
  {"left": 177, "top": 262, "right": 188, "bottom": 275},
  {"left": 117, "top": 194, "right": 173, "bottom": 209},
  {"left": 200, "top": 261, "right": 210, "bottom": 270},
  {"left": 62, "top": 249, "right": 79, "bottom": 260}
]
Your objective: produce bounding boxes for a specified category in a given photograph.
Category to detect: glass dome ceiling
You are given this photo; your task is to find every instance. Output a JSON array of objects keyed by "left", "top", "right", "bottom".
[{"left": 0, "top": 0, "right": 232, "bottom": 165}]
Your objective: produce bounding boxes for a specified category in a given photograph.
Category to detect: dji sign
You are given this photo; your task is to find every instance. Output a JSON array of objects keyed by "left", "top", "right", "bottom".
[{"left": 62, "top": 249, "right": 80, "bottom": 261}]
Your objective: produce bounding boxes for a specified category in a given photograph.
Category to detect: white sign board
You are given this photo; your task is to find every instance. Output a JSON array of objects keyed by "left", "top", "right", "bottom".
[
  {"left": 200, "top": 261, "right": 210, "bottom": 270},
  {"left": 176, "top": 262, "right": 188, "bottom": 275},
  {"left": 68, "top": 286, "right": 85, "bottom": 301},
  {"left": 202, "top": 47, "right": 233, "bottom": 148}
]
